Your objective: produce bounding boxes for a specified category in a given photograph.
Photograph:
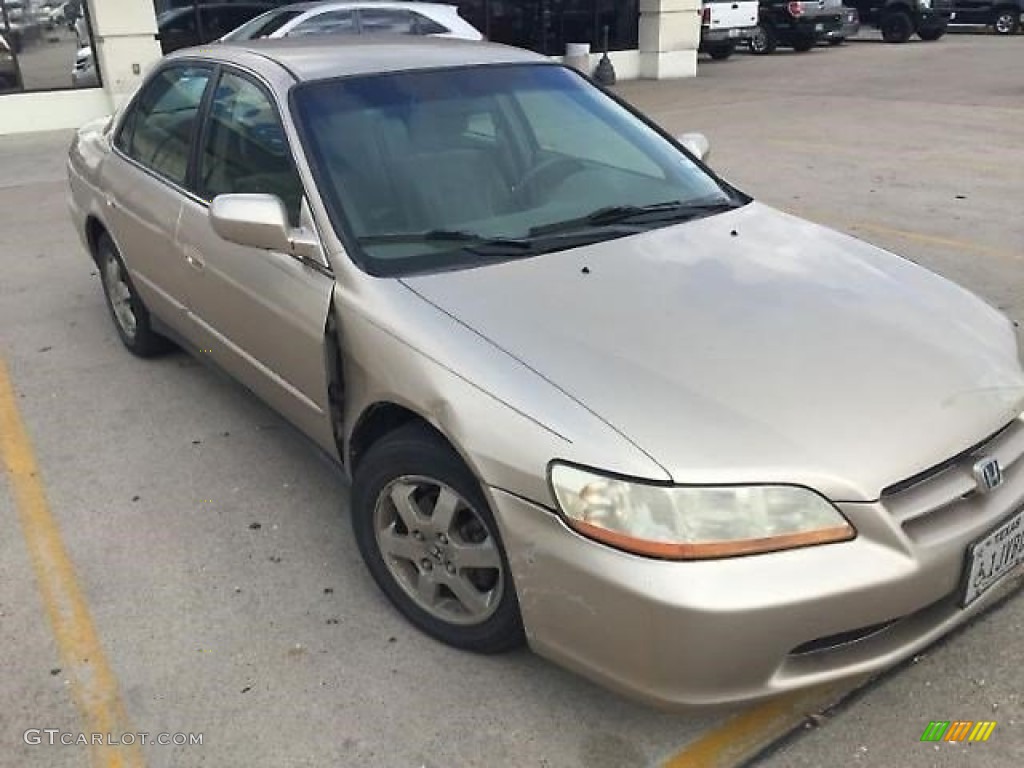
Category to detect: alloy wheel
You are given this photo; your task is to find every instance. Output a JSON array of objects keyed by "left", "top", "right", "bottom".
[
  {"left": 373, "top": 476, "right": 504, "bottom": 626},
  {"left": 101, "top": 250, "right": 137, "bottom": 340},
  {"left": 994, "top": 12, "right": 1017, "bottom": 34}
]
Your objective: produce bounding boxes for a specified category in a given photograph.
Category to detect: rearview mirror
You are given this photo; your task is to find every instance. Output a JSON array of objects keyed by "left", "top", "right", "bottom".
[
  {"left": 210, "top": 194, "right": 292, "bottom": 252},
  {"left": 677, "top": 132, "right": 711, "bottom": 163}
]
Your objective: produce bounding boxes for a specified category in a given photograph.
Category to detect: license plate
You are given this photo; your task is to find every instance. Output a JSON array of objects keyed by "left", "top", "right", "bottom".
[
  {"left": 961, "top": 506, "right": 1024, "bottom": 606},
  {"left": 815, "top": 23, "right": 824, "bottom": 31}
]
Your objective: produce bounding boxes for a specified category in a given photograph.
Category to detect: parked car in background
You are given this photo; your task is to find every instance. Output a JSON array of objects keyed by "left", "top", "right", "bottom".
[
  {"left": 951, "top": 0, "right": 1022, "bottom": 34},
  {"left": 0, "top": 33, "right": 19, "bottom": 90},
  {"left": 68, "top": 37, "right": 1024, "bottom": 710},
  {"left": 220, "top": 2, "right": 483, "bottom": 43},
  {"left": 824, "top": 0, "right": 861, "bottom": 42},
  {"left": 750, "top": 0, "right": 844, "bottom": 53},
  {"left": 848, "top": 0, "right": 952, "bottom": 41},
  {"left": 73, "top": 0, "right": 278, "bottom": 84},
  {"left": 699, "top": 0, "right": 760, "bottom": 59},
  {"left": 71, "top": 43, "right": 98, "bottom": 87},
  {"left": 159, "top": 4, "right": 277, "bottom": 52}
]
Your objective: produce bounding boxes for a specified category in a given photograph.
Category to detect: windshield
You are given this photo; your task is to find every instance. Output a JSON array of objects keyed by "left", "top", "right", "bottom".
[{"left": 293, "top": 64, "right": 744, "bottom": 276}]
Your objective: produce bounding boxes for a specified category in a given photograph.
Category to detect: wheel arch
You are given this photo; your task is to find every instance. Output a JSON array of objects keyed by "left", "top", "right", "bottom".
[
  {"left": 347, "top": 401, "right": 461, "bottom": 476},
  {"left": 883, "top": 2, "right": 914, "bottom": 16},
  {"left": 84, "top": 214, "right": 110, "bottom": 264}
]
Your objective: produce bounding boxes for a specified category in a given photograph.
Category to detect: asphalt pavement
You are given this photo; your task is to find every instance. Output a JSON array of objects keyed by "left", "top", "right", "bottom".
[{"left": 1, "top": 30, "right": 1022, "bottom": 768}]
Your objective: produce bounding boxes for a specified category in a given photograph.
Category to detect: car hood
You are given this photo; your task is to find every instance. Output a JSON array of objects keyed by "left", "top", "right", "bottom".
[{"left": 401, "top": 203, "right": 1024, "bottom": 501}]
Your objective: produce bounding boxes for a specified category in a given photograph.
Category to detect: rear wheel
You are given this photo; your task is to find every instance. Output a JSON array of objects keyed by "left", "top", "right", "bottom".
[
  {"left": 791, "top": 31, "right": 817, "bottom": 51},
  {"left": 916, "top": 19, "right": 948, "bottom": 40},
  {"left": 880, "top": 10, "right": 914, "bottom": 42},
  {"left": 707, "top": 42, "right": 736, "bottom": 60},
  {"left": 96, "top": 234, "right": 172, "bottom": 357},
  {"left": 993, "top": 7, "right": 1020, "bottom": 34},
  {"left": 351, "top": 423, "right": 525, "bottom": 654},
  {"left": 749, "top": 24, "right": 777, "bottom": 54}
]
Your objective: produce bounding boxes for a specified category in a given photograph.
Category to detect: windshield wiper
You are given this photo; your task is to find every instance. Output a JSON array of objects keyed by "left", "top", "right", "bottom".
[
  {"left": 358, "top": 227, "right": 638, "bottom": 262},
  {"left": 530, "top": 199, "right": 741, "bottom": 236},
  {"left": 357, "top": 229, "right": 532, "bottom": 248}
]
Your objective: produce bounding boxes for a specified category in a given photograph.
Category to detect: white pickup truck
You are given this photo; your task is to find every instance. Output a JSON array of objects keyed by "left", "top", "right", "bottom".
[{"left": 700, "top": 0, "right": 761, "bottom": 59}]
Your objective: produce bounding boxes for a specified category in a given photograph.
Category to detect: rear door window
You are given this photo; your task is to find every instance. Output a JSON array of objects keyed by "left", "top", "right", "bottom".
[
  {"left": 357, "top": 8, "right": 416, "bottom": 34},
  {"left": 289, "top": 9, "right": 358, "bottom": 36},
  {"left": 412, "top": 12, "right": 448, "bottom": 35},
  {"left": 115, "top": 64, "right": 213, "bottom": 187}
]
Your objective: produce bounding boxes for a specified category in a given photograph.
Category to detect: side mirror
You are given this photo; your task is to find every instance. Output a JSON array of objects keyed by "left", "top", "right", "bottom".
[
  {"left": 677, "top": 132, "right": 711, "bottom": 163},
  {"left": 210, "top": 193, "right": 292, "bottom": 252},
  {"left": 210, "top": 193, "right": 325, "bottom": 263}
]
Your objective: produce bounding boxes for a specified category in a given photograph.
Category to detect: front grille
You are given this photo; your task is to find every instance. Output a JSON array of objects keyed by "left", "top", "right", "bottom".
[{"left": 881, "top": 417, "right": 1024, "bottom": 541}]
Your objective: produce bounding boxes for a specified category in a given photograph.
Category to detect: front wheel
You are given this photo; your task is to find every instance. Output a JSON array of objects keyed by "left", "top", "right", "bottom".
[
  {"left": 351, "top": 423, "right": 525, "bottom": 654},
  {"left": 880, "top": 10, "right": 914, "bottom": 42},
  {"left": 749, "top": 24, "right": 777, "bottom": 54},
  {"left": 993, "top": 8, "right": 1020, "bottom": 34}
]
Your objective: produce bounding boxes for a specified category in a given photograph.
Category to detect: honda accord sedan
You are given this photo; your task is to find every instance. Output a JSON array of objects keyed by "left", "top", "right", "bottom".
[{"left": 67, "top": 38, "right": 1024, "bottom": 708}]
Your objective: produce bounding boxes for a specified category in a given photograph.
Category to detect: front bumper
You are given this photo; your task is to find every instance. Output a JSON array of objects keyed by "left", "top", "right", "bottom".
[{"left": 489, "top": 426, "right": 1024, "bottom": 708}]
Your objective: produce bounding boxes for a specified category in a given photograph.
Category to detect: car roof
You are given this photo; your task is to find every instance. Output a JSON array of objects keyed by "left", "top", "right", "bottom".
[{"left": 172, "top": 37, "right": 546, "bottom": 82}]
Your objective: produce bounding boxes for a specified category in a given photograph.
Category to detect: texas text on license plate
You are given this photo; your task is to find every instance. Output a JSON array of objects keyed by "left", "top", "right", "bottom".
[{"left": 961, "top": 506, "right": 1024, "bottom": 607}]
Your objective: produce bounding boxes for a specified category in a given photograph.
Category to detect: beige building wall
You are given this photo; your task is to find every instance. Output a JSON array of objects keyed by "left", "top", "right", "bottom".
[{"left": 0, "top": 0, "right": 161, "bottom": 135}]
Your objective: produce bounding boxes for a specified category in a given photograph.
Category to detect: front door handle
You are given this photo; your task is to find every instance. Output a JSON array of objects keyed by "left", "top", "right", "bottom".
[{"left": 183, "top": 246, "right": 205, "bottom": 271}]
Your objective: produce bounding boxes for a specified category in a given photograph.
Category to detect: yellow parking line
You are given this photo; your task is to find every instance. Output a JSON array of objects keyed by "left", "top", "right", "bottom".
[
  {"left": 781, "top": 207, "right": 1021, "bottom": 263},
  {"left": 662, "top": 683, "right": 853, "bottom": 768},
  {"left": 846, "top": 221, "right": 1022, "bottom": 263},
  {"left": 0, "top": 359, "right": 144, "bottom": 768}
]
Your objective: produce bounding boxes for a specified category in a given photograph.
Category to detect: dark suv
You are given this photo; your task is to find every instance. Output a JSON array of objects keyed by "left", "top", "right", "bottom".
[
  {"left": 848, "top": 0, "right": 953, "bottom": 41},
  {"left": 751, "top": 0, "right": 844, "bottom": 53},
  {"left": 952, "top": 0, "right": 1022, "bottom": 34}
]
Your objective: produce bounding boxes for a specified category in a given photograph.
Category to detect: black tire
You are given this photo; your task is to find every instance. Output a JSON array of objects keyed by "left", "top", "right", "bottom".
[
  {"left": 791, "top": 32, "right": 817, "bottom": 52},
  {"left": 96, "top": 234, "right": 173, "bottom": 357},
  {"left": 351, "top": 422, "right": 525, "bottom": 654},
  {"left": 707, "top": 42, "right": 735, "bottom": 60},
  {"left": 916, "top": 24, "right": 946, "bottom": 40},
  {"left": 749, "top": 24, "right": 777, "bottom": 54},
  {"left": 992, "top": 7, "right": 1020, "bottom": 34},
  {"left": 880, "top": 10, "right": 914, "bottom": 42}
]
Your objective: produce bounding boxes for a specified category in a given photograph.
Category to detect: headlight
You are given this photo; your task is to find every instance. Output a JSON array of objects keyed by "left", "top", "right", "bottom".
[{"left": 549, "top": 464, "right": 855, "bottom": 559}]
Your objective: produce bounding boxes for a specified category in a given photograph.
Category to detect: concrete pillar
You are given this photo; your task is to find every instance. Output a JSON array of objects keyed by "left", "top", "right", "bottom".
[
  {"left": 639, "top": 0, "right": 702, "bottom": 79},
  {"left": 87, "top": 0, "right": 162, "bottom": 107}
]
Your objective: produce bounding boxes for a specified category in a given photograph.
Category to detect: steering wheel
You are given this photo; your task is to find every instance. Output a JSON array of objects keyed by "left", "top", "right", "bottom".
[{"left": 511, "top": 156, "right": 587, "bottom": 206}]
